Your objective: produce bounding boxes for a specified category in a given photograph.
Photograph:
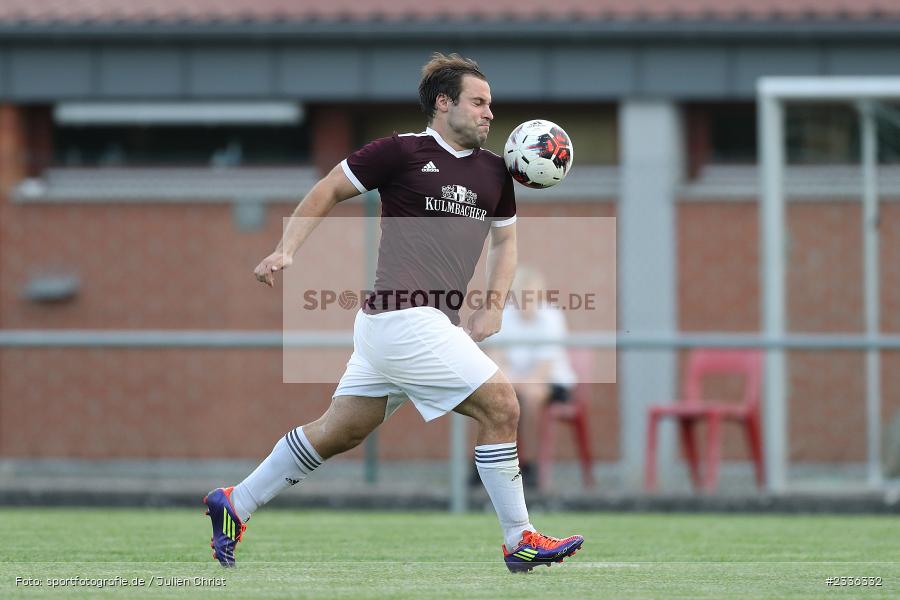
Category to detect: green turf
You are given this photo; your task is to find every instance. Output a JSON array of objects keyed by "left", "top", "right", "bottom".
[{"left": 2, "top": 509, "right": 898, "bottom": 599}]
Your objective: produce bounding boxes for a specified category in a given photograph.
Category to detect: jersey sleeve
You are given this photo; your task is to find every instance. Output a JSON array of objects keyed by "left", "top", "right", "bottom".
[
  {"left": 340, "top": 135, "right": 403, "bottom": 194},
  {"left": 492, "top": 171, "right": 517, "bottom": 228}
]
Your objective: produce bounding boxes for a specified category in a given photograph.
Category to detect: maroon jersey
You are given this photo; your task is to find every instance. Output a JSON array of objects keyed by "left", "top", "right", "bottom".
[{"left": 341, "top": 127, "right": 516, "bottom": 325}]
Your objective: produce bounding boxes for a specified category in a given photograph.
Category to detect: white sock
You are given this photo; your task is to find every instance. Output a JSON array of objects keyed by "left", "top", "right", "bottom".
[
  {"left": 230, "top": 426, "right": 323, "bottom": 522},
  {"left": 475, "top": 442, "right": 535, "bottom": 549}
]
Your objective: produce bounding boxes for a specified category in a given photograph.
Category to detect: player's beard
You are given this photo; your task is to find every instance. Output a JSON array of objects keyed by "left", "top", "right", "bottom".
[
  {"left": 464, "top": 124, "right": 488, "bottom": 149},
  {"left": 474, "top": 126, "right": 489, "bottom": 148},
  {"left": 471, "top": 120, "right": 490, "bottom": 148},
  {"left": 448, "top": 113, "right": 485, "bottom": 149}
]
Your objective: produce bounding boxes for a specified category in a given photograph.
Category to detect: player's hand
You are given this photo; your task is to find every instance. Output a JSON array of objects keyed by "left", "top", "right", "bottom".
[
  {"left": 254, "top": 251, "right": 292, "bottom": 287},
  {"left": 466, "top": 308, "right": 502, "bottom": 342}
]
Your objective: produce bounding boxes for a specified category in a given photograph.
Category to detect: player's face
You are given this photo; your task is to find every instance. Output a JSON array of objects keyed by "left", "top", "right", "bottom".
[{"left": 447, "top": 75, "right": 493, "bottom": 148}]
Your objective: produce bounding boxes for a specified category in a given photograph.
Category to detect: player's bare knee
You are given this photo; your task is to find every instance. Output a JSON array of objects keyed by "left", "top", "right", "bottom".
[
  {"left": 501, "top": 401, "right": 520, "bottom": 436},
  {"left": 501, "top": 383, "right": 520, "bottom": 414},
  {"left": 487, "top": 386, "right": 519, "bottom": 437}
]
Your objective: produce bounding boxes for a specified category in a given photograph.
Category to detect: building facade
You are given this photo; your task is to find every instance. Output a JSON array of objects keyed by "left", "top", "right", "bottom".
[{"left": 2, "top": 1, "right": 899, "bottom": 484}]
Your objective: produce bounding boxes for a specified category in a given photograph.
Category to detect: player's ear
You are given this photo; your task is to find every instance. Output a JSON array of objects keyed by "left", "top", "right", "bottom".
[{"left": 435, "top": 93, "right": 450, "bottom": 114}]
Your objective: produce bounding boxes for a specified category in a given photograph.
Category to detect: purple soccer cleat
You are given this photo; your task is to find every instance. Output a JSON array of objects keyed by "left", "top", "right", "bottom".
[
  {"left": 203, "top": 487, "right": 247, "bottom": 567},
  {"left": 502, "top": 530, "right": 584, "bottom": 573}
]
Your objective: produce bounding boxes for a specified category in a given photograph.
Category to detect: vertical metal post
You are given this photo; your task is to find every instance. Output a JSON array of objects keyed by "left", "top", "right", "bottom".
[
  {"left": 858, "top": 101, "right": 883, "bottom": 487},
  {"left": 363, "top": 191, "right": 379, "bottom": 484},
  {"left": 759, "top": 91, "right": 788, "bottom": 493},
  {"left": 618, "top": 100, "right": 680, "bottom": 491},
  {"left": 449, "top": 413, "right": 468, "bottom": 513}
]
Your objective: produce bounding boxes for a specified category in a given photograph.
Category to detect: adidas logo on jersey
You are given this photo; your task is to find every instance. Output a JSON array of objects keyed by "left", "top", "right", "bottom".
[{"left": 421, "top": 161, "right": 440, "bottom": 173}]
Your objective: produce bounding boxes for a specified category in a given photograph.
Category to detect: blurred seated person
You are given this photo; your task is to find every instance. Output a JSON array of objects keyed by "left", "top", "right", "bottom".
[{"left": 490, "top": 266, "right": 577, "bottom": 485}]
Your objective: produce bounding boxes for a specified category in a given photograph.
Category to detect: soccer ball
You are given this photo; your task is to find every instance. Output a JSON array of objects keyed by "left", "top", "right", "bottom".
[{"left": 503, "top": 119, "right": 574, "bottom": 189}]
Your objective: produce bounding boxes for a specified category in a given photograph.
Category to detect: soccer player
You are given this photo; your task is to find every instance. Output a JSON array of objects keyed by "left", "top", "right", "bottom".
[{"left": 204, "top": 53, "right": 583, "bottom": 573}]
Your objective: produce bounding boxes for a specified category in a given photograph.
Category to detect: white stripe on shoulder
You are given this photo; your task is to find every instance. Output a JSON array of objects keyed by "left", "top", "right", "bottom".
[
  {"left": 340, "top": 159, "right": 368, "bottom": 194},
  {"left": 492, "top": 215, "right": 517, "bottom": 228},
  {"left": 482, "top": 148, "right": 502, "bottom": 159},
  {"left": 398, "top": 131, "right": 429, "bottom": 137}
]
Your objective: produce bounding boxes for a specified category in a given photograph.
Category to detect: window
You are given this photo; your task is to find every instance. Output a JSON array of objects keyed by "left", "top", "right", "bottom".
[
  {"left": 53, "top": 124, "right": 310, "bottom": 167},
  {"left": 785, "top": 103, "right": 855, "bottom": 164},
  {"left": 786, "top": 102, "right": 900, "bottom": 165},
  {"left": 686, "top": 101, "right": 900, "bottom": 177},
  {"left": 685, "top": 103, "right": 757, "bottom": 177},
  {"left": 44, "top": 102, "right": 311, "bottom": 167}
]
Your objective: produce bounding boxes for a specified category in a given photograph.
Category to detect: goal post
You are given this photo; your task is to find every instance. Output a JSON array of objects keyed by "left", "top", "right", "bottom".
[{"left": 757, "top": 77, "right": 900, "bottom": 493}]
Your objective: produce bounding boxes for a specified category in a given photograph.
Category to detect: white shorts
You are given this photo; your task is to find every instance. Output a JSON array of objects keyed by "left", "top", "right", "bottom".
[{"left": 332, "top": 307, "right": 499, "bottom": 422}]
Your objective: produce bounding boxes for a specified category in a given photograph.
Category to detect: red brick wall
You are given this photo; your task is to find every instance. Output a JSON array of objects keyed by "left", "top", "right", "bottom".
[
  {"left": 678, "top": 201, "right": 900, "bottom": 461},
  {"left": 0, "top": 346, "right": 619, "bottom": 462},
  {"left": 0, "top": 183, "right": 618, "bottom": 460},
  {"left": 8, "top": 195, "right": 896, "bottom": 463}
]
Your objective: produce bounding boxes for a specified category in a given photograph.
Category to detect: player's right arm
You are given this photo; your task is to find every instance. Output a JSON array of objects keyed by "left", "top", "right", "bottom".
[{"left": 253, "top": 164, "right": 361, "bottom": 287}]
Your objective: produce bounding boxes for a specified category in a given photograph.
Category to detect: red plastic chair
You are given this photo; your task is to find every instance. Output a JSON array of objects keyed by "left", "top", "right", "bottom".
[
  {"left": 537, "top": 349, "right": 595, "bottom": 491},
  {"left": 644, "top": 349, "right": 764, "bottom": 493}
]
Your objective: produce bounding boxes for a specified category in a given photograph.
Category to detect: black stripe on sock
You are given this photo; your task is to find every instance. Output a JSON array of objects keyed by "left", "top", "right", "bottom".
[
  {"left": 292, "top": 429, "right": 321, "bottom": 468},
  {"left": 475, "top": 453, "right": 518, "bottom": 463},
  {"left": 476, "top": 451, "right": 518, "bottom": 462},
  {"left": 475, "top": 454, "right": 517, "bottom": 463},
  {"left": 285, "top": 431, "right": 317, "bottom": 472},
  {"left": 284, "top": 432, "right": 315, "bottom": 472},
  {"left": 288, "top": 429, "right": 320, "bottom": 471},
  {"left": 474, "top": 446, "right": 518, "bottom": 456},
  {"left": 476, "top": 455, "right": 519, "bottom": 465},
  {"left": 475, "top": 448, "right": 518, "bottom": 458}
]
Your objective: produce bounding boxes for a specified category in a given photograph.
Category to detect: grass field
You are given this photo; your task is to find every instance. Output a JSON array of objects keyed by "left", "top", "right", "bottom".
[{"left": 2, "top": 508, "right": 898, "bottom": 599}]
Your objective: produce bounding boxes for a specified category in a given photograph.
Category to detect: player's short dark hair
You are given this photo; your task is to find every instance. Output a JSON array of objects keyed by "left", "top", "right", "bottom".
[{"left": 419, "top": 52, "right": 487, "bottom": 123}]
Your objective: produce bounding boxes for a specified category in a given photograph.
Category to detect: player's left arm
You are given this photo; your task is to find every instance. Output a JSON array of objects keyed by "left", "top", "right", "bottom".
[{"left": 467, "top": 222, "right": 517, "bottom": 342}]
